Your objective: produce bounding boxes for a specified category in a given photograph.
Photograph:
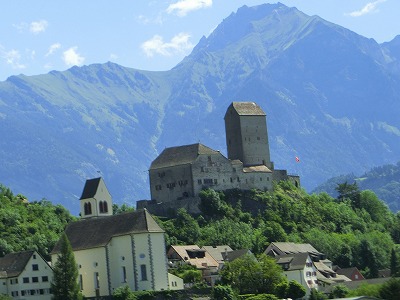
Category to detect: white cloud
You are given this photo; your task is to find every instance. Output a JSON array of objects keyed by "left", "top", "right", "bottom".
[
  {"left": 141, "top": 32, "right": 193, "bottom": 57},
  {"left": 30, "top": 20, "right": 48, "bottom": 34},
  {"left": 347, "top": 0, "right": 386, "bottom": 17},
  {"left": 109, "top": 53, "right": 118, "bottom": 61},
  {"left": 46, "top": 43, "right": 61, "bottom": 56},
  {"left": 62, "top": 47, "right": 85, "bottom": 66},
  {"left": 3, "top": 49, "right": 26, "bottom": 69},
  {"left": 167, "top": 0, "right": 212, "bottom": 17}
]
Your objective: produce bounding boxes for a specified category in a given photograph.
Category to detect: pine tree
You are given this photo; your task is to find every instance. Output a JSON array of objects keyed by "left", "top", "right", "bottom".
[{"left": 51, "top": 232, "right": 81, "bottom": 300}]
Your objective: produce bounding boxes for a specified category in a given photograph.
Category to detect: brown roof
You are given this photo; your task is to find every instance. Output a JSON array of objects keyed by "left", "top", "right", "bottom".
[
  {"left": 52, "top": 209, "right": 164, "bottom": 253},
  {"left": 336, "top": 267, "right": 364, "bottom": 280},
  {"left": 150, "top": 143, "right": 221, "bottom": 169},
  {"left": 243, "top": 165, "right": 272, "bottom": 173},
  {"left": 231, "top": 102, "right": 266, "bottom": 116},
  {"left": 168, "top": 245, "right": 218, "bottom": 269},
  {"left": 202, "top": 245, "right": 233, "bottom": 263},
  {"left": 80, "top": 177, "right": 101, "bottom": 199},
  {"left": 0, "top": 250, "right": 35, "bottom": 278}
]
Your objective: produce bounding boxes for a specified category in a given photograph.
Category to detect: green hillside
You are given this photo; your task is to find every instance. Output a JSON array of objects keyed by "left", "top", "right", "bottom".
[{"left": 313, "top": 161, "right": 400, "bottom": 212}]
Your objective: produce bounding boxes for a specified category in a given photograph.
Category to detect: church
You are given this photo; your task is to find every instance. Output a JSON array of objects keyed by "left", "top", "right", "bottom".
[
  {"left": 138, "top": 102, "right": 299, "bottom": 215},
  {"left": 51, "top": 178, "right": 182, "bottom": 298}
]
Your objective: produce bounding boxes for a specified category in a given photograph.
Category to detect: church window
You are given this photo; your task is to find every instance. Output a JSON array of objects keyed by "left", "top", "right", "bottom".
[
  {"left": 140, "top": 264, "right": 148, "bottom": 281},
  {"left": 122, "top": 266, "right": 127, "bottom": 283},
  {"left": 94, "top": 272, "right": 100, "bottom": 289},
  {"left": 79, "top": 275, "right": 83, "bottom": 290},
  {"left": 84, "top": 202, "right": 92, "bottom": 215},
  {"left": 99, "top": 201, "right": 104, "bottom": 213},
  {"left": 99, "top": 201, "right": 109, "bottom": 213}
]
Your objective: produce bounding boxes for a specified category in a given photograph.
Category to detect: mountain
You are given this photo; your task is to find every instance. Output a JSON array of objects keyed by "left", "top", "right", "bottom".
[
  {"left": 1, "top": 3, "right": 400, "bottom": 214},
  {"left": 312, "top": 161, "right": 400, "bottom": 212}
]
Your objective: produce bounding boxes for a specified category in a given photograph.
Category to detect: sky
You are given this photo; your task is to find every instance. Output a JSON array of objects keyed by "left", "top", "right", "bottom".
[{"left": 1, "top": 0, "right": 399, "bottom": 81}]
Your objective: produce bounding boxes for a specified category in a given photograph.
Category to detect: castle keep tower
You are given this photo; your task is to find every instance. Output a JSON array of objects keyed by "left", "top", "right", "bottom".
[{"left": 224, "top": 102, "right": 273, "bottom": 169}]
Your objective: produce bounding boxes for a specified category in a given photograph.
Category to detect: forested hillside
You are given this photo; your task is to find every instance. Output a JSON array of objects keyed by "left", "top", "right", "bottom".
[
  {"left": 2, "top": 180, "right": 400, "bottom": 280},
  {"left": 0, "top": 184, "right": 76, "bottom": 260},
  {"left": 158, "top": 182, "right": 400, "bottom": 279},
  {"left": 313, "top": 161, "right": 400, "bottom": 212}
]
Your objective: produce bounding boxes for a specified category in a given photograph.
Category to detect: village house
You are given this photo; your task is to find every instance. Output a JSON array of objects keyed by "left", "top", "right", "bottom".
[
  {"left": 0, "top": 250, "right": 53, "bottom": 299},
  {"left": 51, "top": 177, "right": 182, "bottom": 298},
  {"left": 167, "top": 245, "right": 219, "bottom": 286},
  {"left": 275, "top": 252, "right": 319, "bottom": 296},
  {"left": 265, "top": 242, "right": 351, "bottom": 288},
  {"left": 138, "top": 102, "right": 300, "bottom": 215}
]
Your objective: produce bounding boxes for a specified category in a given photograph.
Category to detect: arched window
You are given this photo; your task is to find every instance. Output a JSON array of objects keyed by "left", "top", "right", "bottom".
[
  {"left": 99, "top": 201, "right": 104, "bottom": 213},
  {"left": 84, "top": 202, "right": 92, "bottom": 215},
  {"left": 99, "top": 201, "right": 108, "bottom": 213}
]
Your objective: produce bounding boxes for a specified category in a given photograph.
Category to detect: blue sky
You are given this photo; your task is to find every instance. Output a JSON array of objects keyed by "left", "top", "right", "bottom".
[{"left": 1, "top": 0, "right": 398, "bottom": 81}]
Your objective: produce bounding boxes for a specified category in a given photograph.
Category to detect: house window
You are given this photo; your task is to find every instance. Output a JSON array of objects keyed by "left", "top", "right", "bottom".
[
  {"left": 39, "top": 289, "right": 44, "bottom": 295},
  {"left": 355, "top": 274, "right": 359, "bottom": 279},
  {"left": 21, "top": 291, "right": 26, "bottom": 296},
  {"left": 23, "top": 277, "right": 29, "bottom": 283},
  {"left": 307, "top": 280, "right": 312, "bottom": 285},
  {"left": 33, "top": 254, "right": 36, "bottom": 259},
  {"left": 42, "top": 276, "right": 48, "bottom": 282},
  {"left": 122, "top": 266, "right": 127, "bottom": 283},
  {"left": 306, "top": 271, "right": 311, "bottom": 277},
  {"left": 32, "top": 277, "right": 39, "bottom": 283},
  {"left": 32, "top": 264, "right": 39, "bottom": 271},
  {"left": 79, "top": 274, "right": 83, "bottom": 290},
  {"left": 140, "top": 264, "right": 148, "bottom": 281},
  {"left": 94, "top": 272, "right": 100, "bottom": 289}
]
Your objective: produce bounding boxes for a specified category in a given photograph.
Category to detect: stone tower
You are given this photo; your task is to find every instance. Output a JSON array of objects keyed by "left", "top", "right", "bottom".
[
  {"left": 224, "top": 102, "right": 273, "bottom": 169},
  {"left": 79, "top": 177, "right": 113, "bottom": 218}
]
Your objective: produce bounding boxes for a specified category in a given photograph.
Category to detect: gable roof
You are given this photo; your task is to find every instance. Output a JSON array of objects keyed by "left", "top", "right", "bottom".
[
  {"left": 336, "top": 267, "right": 365, "bottom": 280},
  {"left": 267, "top": 242, "right": 324, "bottom": 258},
  {"left": 52, "top": 209, "right": 163, "bottom": 253},
  {"left": 275, "top": 252, "right": 310, "bottom": 271},
  {"left": 222, "top": 249, "right": 252, "bottom": 262},
  {"left": 230, "top": 102, "right": 266, "bottom": 116},
  {"left": 168, "top": 245, "right": 218, "bottom": 269},
  {"left": 0, "top": 250, "right": 34, "bottom": 278},
  {"left": 80, "top": 177, "right": 102, "bottom": 199},
  {"left": 150, "top": 143, "right": 221, "bottom": 170},
  {"left": 202, "top": 245, "right": 233, "bottom": 263}
]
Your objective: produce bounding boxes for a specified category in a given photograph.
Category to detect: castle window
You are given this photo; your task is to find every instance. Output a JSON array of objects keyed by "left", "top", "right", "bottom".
[
  {"left": 198, "top": 179, "right": 202, "bottom": 184},
  {"left": 237, "top": 177, "right": 240, "bottom": 182},
  {"left": 257, "top": 137, "right": 260, "bottom": 140},
  {"left": 230, "top": 177, "right": 233, "bottom": 183},
  {"left": 260, "top": 177, "right": 262, "bottom": 181},
  {"left": 201, "top": 166, "right": 205, "bottom": 172},
  {"left": 204, "top": 179, "right": 213, "bottom": 184},
  {"left": 155, "top": 185, "right": 162, "bottom": 191},
  {"left": 167, "top": 183, "right": 176, "bottom": 189},
  {"left": 183, "top": 192, "right": 189, "bottom": 197},
  {"left": 214, "top": 179, "right": 217, "bottom": 184}
]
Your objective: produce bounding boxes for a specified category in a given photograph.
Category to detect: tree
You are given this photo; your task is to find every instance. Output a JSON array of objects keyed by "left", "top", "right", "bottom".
[
  {"left": 51, "top": 233, "right": 81, "bottom": 300},
  {"left": 308, "top": 288, "right": 327, "bottom": 300},
  {"left": 330, "top": 284, "right": 349, "bottom": 299},
  {"left": 379, "top": 278, "right": 400, "bottom": 300},
  {"left": 336, "top": 181, "right": 361, "bottom": 209},
  {"left": 212, "top": 285, "right": 236, "bottom": 300},
  {"left": 391, "top": 248, "right": 400, "bottom": 277},
  {"left": 113, "top": 285, "right": 137, "bottom": 300},
  {"left": 286, "top": 280, "right": 306, "bottom": 299}
]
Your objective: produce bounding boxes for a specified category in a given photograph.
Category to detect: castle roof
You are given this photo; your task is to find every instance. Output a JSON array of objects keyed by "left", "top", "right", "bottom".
[
  {"left": 243, "top": 165, "right": 272, "bottom": 173},
  {"left": 150, "top": 143, "right": 222, "bottom": 169},
  {"left": 230, "top": 102, "right": 266, "bottom": 116},
  {"left": 80, "top": 177, "right": 101, "bottom": 199},
  {"left": 51, "top": 209, "right": 163, "bottom": 253},
  {"left": 0, "top": 250, "right": 35, "bottom": 278}
]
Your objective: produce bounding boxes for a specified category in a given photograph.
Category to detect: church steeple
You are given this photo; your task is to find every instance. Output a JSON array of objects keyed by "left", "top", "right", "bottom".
[{"left": 79, "top": 177, "right": 113, "bottom": 218}]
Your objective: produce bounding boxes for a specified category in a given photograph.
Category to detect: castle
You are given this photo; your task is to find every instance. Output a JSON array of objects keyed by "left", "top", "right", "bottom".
[{"left": 137, "top": 102, "right": 299, "bottom": 215}]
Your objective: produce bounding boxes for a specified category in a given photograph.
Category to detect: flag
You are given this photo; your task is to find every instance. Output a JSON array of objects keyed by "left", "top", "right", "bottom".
[{"left": 295, "top": 156, "right": 300, "bottom": 162}]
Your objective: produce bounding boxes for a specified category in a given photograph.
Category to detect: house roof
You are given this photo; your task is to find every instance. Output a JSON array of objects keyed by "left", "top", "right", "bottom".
[
  {"left": 0, "top": 250, "right": 35, "bottom": 278},
  {"left": 275, "top": 253, "right": 310, "bottom": 271},
  {"left": 336, "top": 267, "right": 364, "bottom": 280},
  {"left": 230, "top": 102, "right": 266, "bottom": 116},
  {"left": 150, "top": 143, "right": 221, "bottom": 170},
  {"left": 222, "top": 249, "right": 252, "bottom": 262},
  {"left": 52, "top": 209, "right": 164, "bottom": 253},
  {"left": 268, "top": 242, "right": 324, "bottom": 258},
  {"left": 80, "top": 177, "right": 102, "bottom": 199},
  {"left": 168, "top": 245, "right": 219, "bottom": 269},
  {"left": 202, "top": 245, "right": 233, "bottom": 263}
]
